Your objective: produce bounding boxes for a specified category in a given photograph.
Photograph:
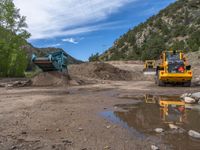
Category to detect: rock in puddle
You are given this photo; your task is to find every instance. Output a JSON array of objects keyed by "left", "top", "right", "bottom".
[
  {"left": 184, "top": 97, "right": 196, "bottom": 104},
  {"left": 154, "top": 128, "right": 164, "bottom": 133},
  {"left": 191, "top": 92, "right": 200, "bottom": 100},
  {"left": 188, "top": 130, "right": 200, "bottom": 139},
  {"left": 151, "top": 145, "right": 159, "bottom": 150},
  {"left": 169, "top": 124, "right": 179, "bottom": 130},
  {"left": 180, "top": 93, "right": 192, "bottom": 99}
]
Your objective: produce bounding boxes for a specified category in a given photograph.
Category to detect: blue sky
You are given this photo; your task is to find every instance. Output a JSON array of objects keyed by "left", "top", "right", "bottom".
[{"left": 14, "top": 0, "right": 176, "bottom": 61}]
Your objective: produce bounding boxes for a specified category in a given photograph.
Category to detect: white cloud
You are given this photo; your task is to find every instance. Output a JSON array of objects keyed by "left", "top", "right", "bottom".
[
  {"left": 62, "top": 38, "right": 78, "bottom": 44},
  {"left": 13, "top": 0, "right": 137, "bottom": 40},
  {"left": 47, "top": 43, "right": 61, "bottom": 47}
]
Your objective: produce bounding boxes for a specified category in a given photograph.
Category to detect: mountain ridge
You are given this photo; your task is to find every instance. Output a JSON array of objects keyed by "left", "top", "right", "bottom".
[{"left": 99, "top": 0, "right": 200, "bottom": 61}]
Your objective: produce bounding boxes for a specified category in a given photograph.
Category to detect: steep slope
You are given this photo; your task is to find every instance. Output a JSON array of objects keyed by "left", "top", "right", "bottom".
[{"left": 99, "top": 0, "right": 200, "bottom": 61}]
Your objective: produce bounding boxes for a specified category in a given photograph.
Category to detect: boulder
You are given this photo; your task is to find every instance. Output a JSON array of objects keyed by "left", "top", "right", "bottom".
[
  {"left": 191, "top": 92, "right": 200, "bottom": 100},
  {"left": 184, "top": 97, "right": 196, "bottom": 104},
  {"left": 188, "top": 130, "right": 200, "bottom": 139}
]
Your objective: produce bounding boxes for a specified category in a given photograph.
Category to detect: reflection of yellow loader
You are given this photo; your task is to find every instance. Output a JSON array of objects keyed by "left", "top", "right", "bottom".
[
  {"left": 144, "top": 95, "right": 187, "bottom": 124},
  {"left": 155, "top": 50, "right": 193, "bottom": 86},
  {"left": 143, "top": 60, "right": 156, "bottom": 75},
  {"left": 159, "top": 99, "right": 187, "bottom": 124},
  {"left": 144, "top": 94, "right": 157, "bottom": 104}
]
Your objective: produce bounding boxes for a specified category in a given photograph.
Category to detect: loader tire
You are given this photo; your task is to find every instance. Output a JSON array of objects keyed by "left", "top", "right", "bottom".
[
  {"left": 183, "top": 81, "right": 191, "bottom": 87},
  {"left": 158, "top": 79, "right": 165, "bottom": 86},
  {"left": 156, "top": 71, "right": 165, "bottom": 86}
]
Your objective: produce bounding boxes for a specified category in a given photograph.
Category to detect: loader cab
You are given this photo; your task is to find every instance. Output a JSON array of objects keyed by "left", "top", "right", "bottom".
[{"left": 164, "top": 51, "right": 185, "bottom": 73}]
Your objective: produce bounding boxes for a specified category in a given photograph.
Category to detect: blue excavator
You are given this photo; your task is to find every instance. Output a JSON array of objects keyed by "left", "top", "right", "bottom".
[{"left": 32, "top": 50, "right": 68, "bottom": 72}]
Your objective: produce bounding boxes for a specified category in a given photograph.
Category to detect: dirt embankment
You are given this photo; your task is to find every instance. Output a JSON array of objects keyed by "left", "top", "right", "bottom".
[
  {"left": 68, "top": 62, "right": 149, "bottom": 81},
  {"left": 187, "top": 51, "right": 200, "bottom": 85}
]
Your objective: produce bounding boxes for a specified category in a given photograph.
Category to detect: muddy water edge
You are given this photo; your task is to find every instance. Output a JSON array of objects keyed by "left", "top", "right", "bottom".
[{"left": 101, "top": 94, "right": 200, "bottom": 150}]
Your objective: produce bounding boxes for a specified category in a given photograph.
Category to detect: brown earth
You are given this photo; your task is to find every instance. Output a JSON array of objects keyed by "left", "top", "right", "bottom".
[
  {"left": 31, "top": 71, "right": 70, "bottom": 87},
  {"left": 0, "top": 60, "right": 199, "bottom": 150},
  {"left": 68, "top": 61, "right": 152, "bottom": 82}
]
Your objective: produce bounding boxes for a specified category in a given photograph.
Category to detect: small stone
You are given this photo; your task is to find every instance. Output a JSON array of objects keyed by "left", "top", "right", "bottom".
[
  {"left": 62, "top": 139, "right": 73, "bottom": 145},
  {"left": 169, "top": 124, "right": 179, "bottom": 130},
  {"left": 11, "top": 146, "right": 17, "bottom": 149},
  {"left": 188, "top": 130, "right": 200, "bottom": 139},
  {"left": 78, "top": 127, "right": 83, "bottom": 131},
  {"left": 21, "top": 131, "right": 27, "bottom": 135},
  {"left": 184, "top": 97, "right": 196, "bottom": 104},
  {"left": 106, "top": 125, "right": 111, "bottom": 129},
  {"left": 178, "top": 128, "right": 186, "bottom": 134},
  {"left": 44, "top": 128, "right": 48, "bottom": 131},
  {"left": 154, "top": 128, "right": 164, "bottom": 133},
  {"left": 56, "top": 128, "right": 61, "bottom": 132},
  {"left": 104, "top": 146, "right": 111, "bottom": 149},
  {"left": 151, "top": 145, "right": 159, "bottom": 150},
  {"left": 180, "top": 93, "right": 191, "bottom": 99}
]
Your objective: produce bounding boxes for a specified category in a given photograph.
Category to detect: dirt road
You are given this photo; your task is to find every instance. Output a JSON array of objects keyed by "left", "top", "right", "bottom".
[{"left": 0, "top": 80, "right": 200, "bottom": 150}]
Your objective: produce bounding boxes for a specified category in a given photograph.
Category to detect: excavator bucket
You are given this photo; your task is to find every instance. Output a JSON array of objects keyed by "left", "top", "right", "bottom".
[{"left": 143, "top": 60, "right": 156, "bottom": 75}]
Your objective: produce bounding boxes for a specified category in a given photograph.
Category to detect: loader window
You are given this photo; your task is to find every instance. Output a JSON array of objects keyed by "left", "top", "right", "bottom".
[
  {"left": 168, "top": 61, "right": 185, "bottom": 73},
  {"left": 166, "top": 52, "right": 180, "bottom": 61}
]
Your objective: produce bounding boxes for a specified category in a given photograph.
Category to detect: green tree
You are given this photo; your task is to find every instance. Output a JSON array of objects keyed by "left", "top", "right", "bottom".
[
  {"left": 187, "top": 30, "right": 200, "bottom": 52},
  {"left": 89, "top": 53, "right": 100, "bottom": 62},
  {"left": 0, "top": 0, "right": 30, "bottom": 77},
  {"left": 141, "top": 35, "right": 166, "bottom": 60}
]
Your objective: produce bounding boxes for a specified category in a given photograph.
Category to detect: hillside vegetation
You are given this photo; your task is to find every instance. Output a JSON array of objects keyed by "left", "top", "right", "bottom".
[
  {"left": 0, "top": 0, "right": 30, "bottom": 77},
  {"left": 0, "top": 0, "right": 81, "bottom": 77},
  {"left": 99, "top": 0, "right": 200, "bottom": 61}
]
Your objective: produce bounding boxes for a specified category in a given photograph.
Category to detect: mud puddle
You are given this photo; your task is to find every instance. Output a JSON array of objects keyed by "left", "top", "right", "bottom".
[{"left": 101, "top": 94, "right": 200, "bottom": 150}]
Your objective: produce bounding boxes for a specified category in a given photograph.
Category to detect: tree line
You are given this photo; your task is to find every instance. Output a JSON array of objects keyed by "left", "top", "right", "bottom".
[{"left": 0, "top": 0, "right": 30, "bottom": 77}]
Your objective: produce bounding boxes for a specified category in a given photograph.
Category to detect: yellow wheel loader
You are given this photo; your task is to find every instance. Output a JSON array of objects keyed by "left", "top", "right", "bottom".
[
  {"left": 155, "top": 50, "right": 192, "bottom": 87},
  {"left": 143, "top": 60, "right": 156, "bottom": 75}
]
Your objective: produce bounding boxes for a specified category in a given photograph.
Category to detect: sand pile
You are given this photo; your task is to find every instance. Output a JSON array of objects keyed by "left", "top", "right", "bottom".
[
  {"left": 69, "top": 62, "right": 140, "bottom": 81},
  {"left": 31, "top": 71, "right": 70, "bottom": 86}
]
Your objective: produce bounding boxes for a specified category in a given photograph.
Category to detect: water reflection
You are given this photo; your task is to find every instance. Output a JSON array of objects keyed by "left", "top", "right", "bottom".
[
  {"left": 102, "top": 94, "right": 200, "bottom": 150},
  {"left": 145, "top": 94, "right": 187, "bottom": 125}
]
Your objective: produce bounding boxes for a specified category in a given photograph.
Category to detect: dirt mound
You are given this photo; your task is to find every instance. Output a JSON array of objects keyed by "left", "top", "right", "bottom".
[
  {"left": 31, "top": 71, "right": 70, "bottom": 86},
  {"left": 69, "top": 62, "right": 145, "bottom": 81}
]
